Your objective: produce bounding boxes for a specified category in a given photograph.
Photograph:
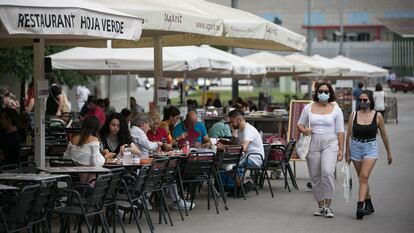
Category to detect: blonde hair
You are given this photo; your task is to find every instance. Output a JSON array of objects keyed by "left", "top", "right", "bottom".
[{"left": 148, "top": 110, "right": 160, "bottom": 121}]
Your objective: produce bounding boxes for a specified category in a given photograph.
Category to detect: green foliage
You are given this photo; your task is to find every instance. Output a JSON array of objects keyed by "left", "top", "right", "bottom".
[{"left": 0, "top": 46, "right": 97, "bottom": 87}]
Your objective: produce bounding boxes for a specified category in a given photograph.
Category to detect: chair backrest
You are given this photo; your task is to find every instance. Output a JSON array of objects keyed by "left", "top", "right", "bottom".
[
  {"left": 19, "top": 161, "right": 40, "bottom": 174},
  {"left": 31, "top": 179, "right": 58, "bottom": 222},
  {"left": 49, "top": 158, "right": 76, "bottom": 167},
  {"left": 0, "top": 164, "right": 21, "bottom": 173},
  {"left": 47, "top": 143, "right": 68, "bottom": 157},
  {"left": 262, "top": 143, "right": 271, "bottom": 165},
  {"left": 268, "top": 145, "right": 286, "bottom": 164},
  {"left": 219, "top": 145, "right": 243, "bottom": 167},
  {"left": 123, "top": 165, "right": 150, "bottom": 199},
  {"left": 182, "top": 152, "right": 215, "bottom": 179},
  {"left": 284, "top": 140, "right": 297, "bottom": 163},
  {"left": 163, "top": 156, "right": 180, "bottom": 186},
  {"left": 3, "top": 184, "right": 40, "bottom": 228},
  {"left": 19, "top": 145, "right": 33, "bottom": 162},
  {"left": 106, "top": 167, "right": 125, "bottom": 203},
  {"left": 85, "top": 173, "right": 113, "bottom": 211},
  {"left": 143, "top": 157, "right": 169, "bottom": 192}
]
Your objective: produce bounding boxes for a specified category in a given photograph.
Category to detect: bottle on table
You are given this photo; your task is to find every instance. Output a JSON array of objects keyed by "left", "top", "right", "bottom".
[{"left": 123, "top": 145, "right": 132, "bottom": 165}]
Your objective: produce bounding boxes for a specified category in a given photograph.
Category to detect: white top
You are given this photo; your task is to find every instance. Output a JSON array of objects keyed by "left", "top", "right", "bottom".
[
  {"left": 373, "top": 91, "right": 385, "bottom": 111},
  {"left": 63, "top": 141, "right": 105, "bottom": 167},
  {"left": 238, "top": 122, "right": 264, "bottom": 166},
  {"left": 130, "top": 126, "right": 158, "bottom": 157},
  {"left": 76, "top": 86, "right": 90, "bottom": 103},
  {"left": 298, "top": 104, "right": 345, "bottom": 135}
]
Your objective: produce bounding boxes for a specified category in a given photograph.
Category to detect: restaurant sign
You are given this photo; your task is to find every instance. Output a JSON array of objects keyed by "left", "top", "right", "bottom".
[{"left": 0, "top": 6, "right": 141, "bottom": 40}]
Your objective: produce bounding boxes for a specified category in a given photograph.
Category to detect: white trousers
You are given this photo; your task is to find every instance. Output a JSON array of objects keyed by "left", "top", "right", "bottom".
[{"left": 306, "top": 134, "right": 338, "bottom": 202}]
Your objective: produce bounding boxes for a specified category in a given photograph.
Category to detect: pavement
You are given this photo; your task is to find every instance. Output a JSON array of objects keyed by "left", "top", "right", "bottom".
[{"left": 54, "top": 91, "right": 414, "bottom": 233}]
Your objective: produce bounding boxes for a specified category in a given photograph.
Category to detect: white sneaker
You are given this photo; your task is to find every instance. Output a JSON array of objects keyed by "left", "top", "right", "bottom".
[
  {"left": 172, "top": 199, "right": 195, "bottom": 210},
  {"left": 324, "top": 206, "right": 334, "bottom": 218},
  {"left": 313, "top": 207, "right": 325, "bottom": 216}
]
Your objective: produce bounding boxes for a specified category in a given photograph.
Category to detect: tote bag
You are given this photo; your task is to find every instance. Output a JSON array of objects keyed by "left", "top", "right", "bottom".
[{"left": 296, "top": 103, "right": 312, "bottom": 160}]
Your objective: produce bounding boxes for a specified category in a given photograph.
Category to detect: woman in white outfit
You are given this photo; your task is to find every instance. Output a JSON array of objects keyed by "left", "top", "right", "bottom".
[
  {"left": 297, "top": 83, "right": 345, "bottom": 218},
  {"left": 373, "top": 84, "right": 386, "bottom": 118}
]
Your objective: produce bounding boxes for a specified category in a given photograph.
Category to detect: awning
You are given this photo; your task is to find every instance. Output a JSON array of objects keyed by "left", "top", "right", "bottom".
[{"left": 378, "top": 18, "right": 414, "bottom": 38}]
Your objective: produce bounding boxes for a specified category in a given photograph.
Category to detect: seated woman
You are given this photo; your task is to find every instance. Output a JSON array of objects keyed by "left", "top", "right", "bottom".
[
  {"left": 147, "top": 110, "right": 172, "bottom": 151},
  {"left": 64, "top": 116, "right": 105, "bottom": 167},
  {"left": 160, "top": 106, "right": 181, "bottom": 146},
  {"left": 130, "top": 113, "right": 162, "bottom": 157},
  {"left": 100, "top": 113, "right": 140, "bottom": 159}
]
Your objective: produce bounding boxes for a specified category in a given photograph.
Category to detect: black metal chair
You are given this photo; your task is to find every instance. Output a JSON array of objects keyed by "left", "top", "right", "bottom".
[
  {"left": 19, "top": 161, "right": 41, "bottom": 174},
  {"left": 0, "top": 184, "right": 40, "bottom": 233},
  {"left": 181, "top": 152, "right": 220, "bottom": 214},
  {"left": 240, "top": 144, "right": 275, "bottom": 198},
  {"left": 142, "top": 158, "right": 172, "bottom": 227},
  {"left": 105, "top": 168, "right": 126, "bottom": 233},
  {"left": 268, "top": 141, "right": 298, "bottom": 192},
  {"left": 54, "top": 173, "right": 113, "bottom": 233},
  {"left": 162, "top": 156, "right": 185, "bottom": 220},
  {"left": 117, "top": 165, "right": 151, "bottom": 233},
  {"left": 30, "top": 179, "right": 58, "bottom": 233},
  {"left": 215, "top": 145, "right": 243, "bottom": 203}
]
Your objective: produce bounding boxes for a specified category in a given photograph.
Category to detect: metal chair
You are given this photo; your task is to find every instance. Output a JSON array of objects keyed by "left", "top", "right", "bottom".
[
  {"left": 162, "top": 156, "right": 186, "bottom": 219},
  {"left": 215, "top": 145, "right": 243, "bottom": 203},
  {"left": 142, "top": 158, "right": 172, "bottom": 227},
  {"left": 105, "top": 168, "right": 126, "bottom": 233},
  {"left": 117, "top": 165, "right": 151, "bottom": 233},
  {"left": 268, "top": 141, "right": 298, "bottom": 192},
  {"left": 0, "top": 184, "right": 40, "bottom": 233},
  {"left": 54, "top": 173, "right": 113, "bottom": 233},
  {"left": 30, "top": 179, "right": 58, "bottom": 233},
  {"left": 181, "top": 152, "right": 220, "bottom": 214}
]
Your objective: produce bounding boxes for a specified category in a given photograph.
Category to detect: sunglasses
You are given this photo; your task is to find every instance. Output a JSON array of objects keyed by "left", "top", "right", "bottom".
[
  {"left": 317, "top": 90, "right": 330, "bottom": 94},
  {"left": 358, "top": 98, "right": 369, "bottom": 103}
]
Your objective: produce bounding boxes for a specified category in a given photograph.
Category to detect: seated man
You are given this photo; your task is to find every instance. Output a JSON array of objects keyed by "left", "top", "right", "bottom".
[
  {"left": 208, "top": 114, "right": 232, "bottom": 139},
  {"left": 228, "top": 109, "right": 264, "bottom": 168},
  {"left": 173, "top": 111, "right": 211, "bottom": 148},
  {"left": 130, "top": 113, "right": 162, "bottom": 157},
  {"left": 0, "top": 108, "right": 21, "bottom": 165}
]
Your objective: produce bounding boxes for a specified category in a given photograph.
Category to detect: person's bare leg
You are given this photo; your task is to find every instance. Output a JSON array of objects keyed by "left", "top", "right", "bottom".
[
  {"left": 356, "top": 158, "right": 376, "bottom": 219},
  {"left": 358, "top": 159, "right": 376, "bottom": 202},
  {"left": 353, "top": 160, "right": 371, "bottom": 199}
]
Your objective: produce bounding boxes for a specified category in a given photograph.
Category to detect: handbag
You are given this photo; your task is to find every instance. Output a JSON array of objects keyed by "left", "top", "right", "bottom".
[{"left": 296, "top": 103, "right": 312, "bottom": 160}]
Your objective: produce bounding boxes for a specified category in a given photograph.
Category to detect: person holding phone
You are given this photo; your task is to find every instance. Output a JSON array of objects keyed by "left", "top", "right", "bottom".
[{"left": 345, "top": 90, "right": 392, "bottom": 219}]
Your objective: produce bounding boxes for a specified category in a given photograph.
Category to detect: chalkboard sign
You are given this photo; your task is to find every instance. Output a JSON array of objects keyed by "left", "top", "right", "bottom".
[{"left": 287, "top": 100, "right": 311, "bottom": 160}]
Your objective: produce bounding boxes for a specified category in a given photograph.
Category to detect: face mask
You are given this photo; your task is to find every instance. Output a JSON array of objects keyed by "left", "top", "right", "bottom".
[
  {"left": 359, "top": 102, "right": 370, "bottom": 110},
  {"left": 318, "top": 93, "right": 330, "bottom": 102}
]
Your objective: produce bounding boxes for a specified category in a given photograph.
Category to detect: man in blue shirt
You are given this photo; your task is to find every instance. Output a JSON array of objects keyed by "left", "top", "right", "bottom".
[{"left": 173, "top": 111, "right": 211, "bottom": 147}]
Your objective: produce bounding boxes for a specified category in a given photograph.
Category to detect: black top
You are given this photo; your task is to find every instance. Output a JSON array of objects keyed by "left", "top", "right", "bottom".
[
  {"left": 46, "top": 84, "right": 62, "bottom": 116},
  {"left": 352, "top": 111, "right": 378, "bottom": 140},
  {"left": 0, "top": 130, "right": 21, "bottom": 165}
]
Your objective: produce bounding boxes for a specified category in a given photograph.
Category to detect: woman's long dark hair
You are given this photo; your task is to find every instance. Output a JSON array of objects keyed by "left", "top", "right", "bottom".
[
  {"left": 313, "top": 82, "right": 336, "bottom": 103},
  {"left": 162, "top": 106, "right": 180, "bottom": 121},
  {"left": 100, "top": 113, "right": 132, "bottom": 146},
  {"left": 79, "top": 116, "right": 100, "bottom": 146}
]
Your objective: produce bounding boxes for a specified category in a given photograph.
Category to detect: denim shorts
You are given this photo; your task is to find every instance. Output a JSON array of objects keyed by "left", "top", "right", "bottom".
[{"left": 350, "top": 139, "right": 379, "bottom": 161}]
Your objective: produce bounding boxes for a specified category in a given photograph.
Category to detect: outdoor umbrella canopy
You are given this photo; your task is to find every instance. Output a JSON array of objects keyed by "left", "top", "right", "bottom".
[
  {"left": 243, "top": 51, "right": 311, "bottom": 75},
  {"left": 0, "top": 0, "right": 142, "bottom": 46},
  {"left": 48, "top": 46, "right": 233, "bottom": 75},
  {"left": 312, "top": 54, "right": 351, "bottom": 74},
  {"left": 332, "top": 55, "right": 389, "bottom": 78},
  {"left": 197, "top": 45, "right": 266, "bottom": 77},
  {"left": 285, "top": 53, "right": 342, "bottom": 76},
  {"left": 0, "top": 0, "right": 143, "bottom": 168}
]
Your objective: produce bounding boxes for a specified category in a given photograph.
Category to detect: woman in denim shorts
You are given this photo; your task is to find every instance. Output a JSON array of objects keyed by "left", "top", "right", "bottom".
[{"left": 345, "top": 90, "right": 393, "bottom": 220}]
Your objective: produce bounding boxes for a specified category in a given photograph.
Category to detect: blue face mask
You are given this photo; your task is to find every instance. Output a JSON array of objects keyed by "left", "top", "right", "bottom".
[{"left": 318, "top": 93, "right": 330, "bottom": 102}]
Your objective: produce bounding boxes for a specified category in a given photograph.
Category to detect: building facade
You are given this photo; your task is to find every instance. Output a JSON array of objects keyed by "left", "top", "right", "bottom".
[{"left": 208, "top": 0, "right": 414, "bottom": 68}]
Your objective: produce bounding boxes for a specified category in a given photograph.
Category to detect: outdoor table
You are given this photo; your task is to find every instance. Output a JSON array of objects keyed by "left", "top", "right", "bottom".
[
  {"left": 42, "top": 166, "right": 110, "bottom": 174},
  {"left": 0, "top": 173, "right": 70, "bottom": 186},
  {"left": 0, "top": 184, "right": 18, "bottom": 191}
]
